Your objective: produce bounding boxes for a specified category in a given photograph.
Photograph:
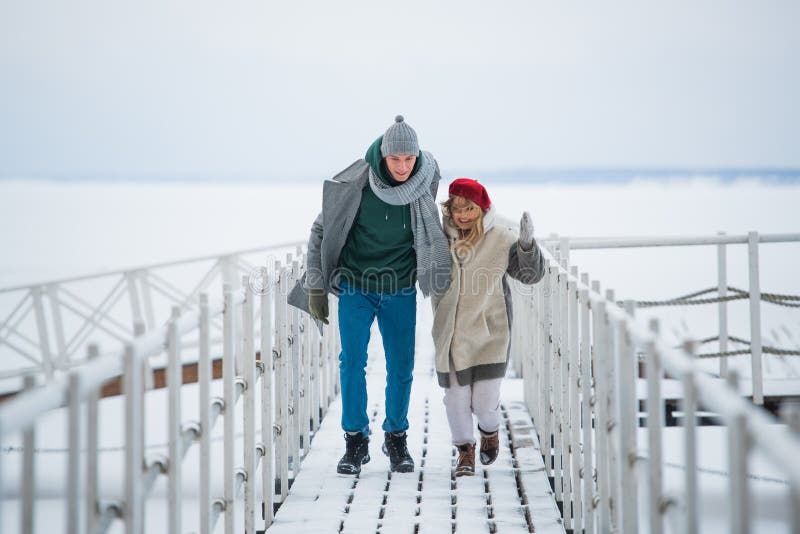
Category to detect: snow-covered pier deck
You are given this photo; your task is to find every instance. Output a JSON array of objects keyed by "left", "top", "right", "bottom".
[{"left": 265, "top": 305, "right": 563, "bottom": 534}]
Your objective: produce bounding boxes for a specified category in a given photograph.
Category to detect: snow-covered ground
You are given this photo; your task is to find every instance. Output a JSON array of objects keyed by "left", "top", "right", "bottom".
[
  {"left": 1, "top": 177, "right": 797, "bottom": 291},
  {"left": 1, "top": 177, "right": 797, "bottom": 384}
]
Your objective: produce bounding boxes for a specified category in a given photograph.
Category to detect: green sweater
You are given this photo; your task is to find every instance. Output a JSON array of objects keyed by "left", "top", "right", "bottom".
[{"left": 337, "top": 137, "right": 420, "bottom": 293}]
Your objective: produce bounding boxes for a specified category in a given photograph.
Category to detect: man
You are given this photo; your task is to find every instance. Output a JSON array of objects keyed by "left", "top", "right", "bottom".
[{"left": 289, "top": 115, "right": 451, "bottom": 474}]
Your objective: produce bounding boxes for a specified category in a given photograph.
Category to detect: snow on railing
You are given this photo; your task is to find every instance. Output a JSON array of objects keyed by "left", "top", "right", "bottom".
[
  {"left": 0, "top": 251, "right": 341, "bottom": 533},
  {"left": 508, "top": 236, "right": 800, "bottom": 533}
]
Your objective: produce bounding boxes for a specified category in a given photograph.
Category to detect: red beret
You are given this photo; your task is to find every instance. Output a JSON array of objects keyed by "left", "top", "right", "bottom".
[{"left": 448, "top": 178, "right": 491, "bottom": 211}]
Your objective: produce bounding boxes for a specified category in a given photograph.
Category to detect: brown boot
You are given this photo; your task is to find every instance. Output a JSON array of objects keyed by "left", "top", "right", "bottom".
[
  {"left": 455, "top": 443, "right": 475, "bottom": 477},
  {"left": 479, "top": 428, "right": 499, "bottom": 465}
]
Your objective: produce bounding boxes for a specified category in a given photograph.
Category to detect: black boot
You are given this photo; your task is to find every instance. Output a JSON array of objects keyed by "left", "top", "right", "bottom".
[
  {"left": 381, "top": 431, "right": 414, "bottom": 473},
  {"left": 337, "top": 432, "right": 370, "bottom": 475}
]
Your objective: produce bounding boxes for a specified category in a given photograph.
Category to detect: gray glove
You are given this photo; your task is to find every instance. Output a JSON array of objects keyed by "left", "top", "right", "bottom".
[
  {"left": 519, "top": 211, "right": 535, "bottom": 251},
  {"left": 308, "top": 288, "right": 329, "bottom": 325}
]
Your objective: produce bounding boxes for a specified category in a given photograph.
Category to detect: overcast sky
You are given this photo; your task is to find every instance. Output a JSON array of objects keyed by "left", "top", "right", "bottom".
[{"left": 1, "top": 1, "right": 798, "bottom": 180}]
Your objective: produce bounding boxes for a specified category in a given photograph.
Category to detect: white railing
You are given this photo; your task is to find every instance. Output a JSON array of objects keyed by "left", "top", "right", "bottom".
[
  {"left": 2, "top": 229, "right": 799, "bottom": 533},
  {"left": 538, "top": 232, "right": 800, "bottom": 405},
  {"left": 509, "top": 237, "right": 800, "bottom": 533},
  {"left": 0, "top": 241, "right": 305, "bottom": 384},
  {"left": 0, "top": 251, "right": 341, "bottom": 533}
]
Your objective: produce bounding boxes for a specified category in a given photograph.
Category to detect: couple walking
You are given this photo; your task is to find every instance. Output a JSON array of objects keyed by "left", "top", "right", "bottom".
[{"left": 289, "top": 116, "right": 544, "bottom": 477}]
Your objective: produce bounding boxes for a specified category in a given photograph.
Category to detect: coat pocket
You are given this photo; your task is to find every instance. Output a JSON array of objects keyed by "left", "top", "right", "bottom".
[
  {"left": 483, "top": 307, "right": 507, "bottom": 338},
  {"left": 480, "top": 312, "right": 492, "bottom": 338}
]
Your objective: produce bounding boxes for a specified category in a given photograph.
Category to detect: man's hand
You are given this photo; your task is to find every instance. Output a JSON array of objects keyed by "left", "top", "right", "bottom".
[
  {"left": 519, "top": 211, "right": 535, "bottom": 251},
  {"left": 308, "top": 288, "right": 329, "bottom": 324}
]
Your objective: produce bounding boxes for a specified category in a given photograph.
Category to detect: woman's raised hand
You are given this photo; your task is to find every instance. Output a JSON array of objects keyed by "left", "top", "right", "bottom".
[{"left": 519, "top": 211, "right": 534, "bottom": 251}]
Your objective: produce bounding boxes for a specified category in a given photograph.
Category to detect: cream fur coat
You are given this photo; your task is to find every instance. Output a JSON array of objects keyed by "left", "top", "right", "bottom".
[{"left": 431, "top": 206, "right": 544, "bottom": 387}]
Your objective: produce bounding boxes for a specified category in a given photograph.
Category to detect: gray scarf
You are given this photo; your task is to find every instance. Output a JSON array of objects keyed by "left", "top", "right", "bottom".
[{"left": 368, "top": 151, "right": 451, "bottom": 296}]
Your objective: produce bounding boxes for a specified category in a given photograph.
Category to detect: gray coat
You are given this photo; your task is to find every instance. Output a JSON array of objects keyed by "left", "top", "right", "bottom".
[{"left": 288, "top": 159, "right": 442, "bottom": 317}]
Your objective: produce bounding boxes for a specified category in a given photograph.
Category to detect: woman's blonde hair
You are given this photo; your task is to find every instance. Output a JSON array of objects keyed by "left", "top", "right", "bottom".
[{"left": 440, "top": 195, "right": 485, "bottom": 254}]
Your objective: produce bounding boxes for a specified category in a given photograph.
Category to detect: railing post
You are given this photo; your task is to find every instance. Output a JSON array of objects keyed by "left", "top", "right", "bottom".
[
  {"left": 541, "top": 262, "right": 554, "bottom": 480},
  {"left": 682, "top": 367, "right": 699, "bottom": 534},
  {"left": 646, "top": 319, "right": 665, "bottom": 534},
  {"left": 516, "top": 283, "right": 524, "bottom": 397},
  {"left": 728, "top": 371, "right": 751, "bottom": 534},
  {"left": 604, "top": 289, "right": 620, "bottom": 530},
  {"left": 717, "top": 231, "right": 729, "bottom": 378},
  {"left": 22, "top": 374, "right": 36, "bottom": 534},
  {"left": 568, "top": 276, "right": 582, "bottom": 534},
  {"left": 579, "top": 286, "right": 594, "bottom": 534},
  {"left": 553, "top": 269, "right": 564, "bottom": 510},
  {"left": 168, "top": 306, "right": 182, "bottom": 534},
  {"left": 558, "top": 263, "right": 571, "bottom": 528},
  {"left": 511, "top": 287, "right": 523, "bottom": 377},
  {"left": 0, "top": 408, "right": 2, "bottom": 531},
  {"left": 300, "top": 250, "right": 312, "bottom": 448},
  {"left": 124, "top": 342, "right": 143, "bottom": 534},
  {"left": 199, "top": 294, "right": 212, "bottom": 534},
  {"left": 730, "top": 412, "right": 752, "bottom": 534},
  {"left": 261, "top": 266, "right": 276, "bottom": 527},
  {"left": 525, "top": 281, "right": 539, "bottom": 416},
  {"left": 126, "top": 271, "right": 144, "bottom": 334},
  {"left": 133, "top": 318, "right": 148, "bottom": 507},
  {"left": 46, "top": 283, "right": 68, "bottom": 368},
  {"left": 223, "top": 285, "right": 236, "bottom": 534},
  {"left": 67, "top": 374, "right": 83, "bottom": 533},
  {"left": 324, "top": 309, "right": 332, "bottom": 404},
  {"left": 31, "top": 286, "right": 54, "bottom": 379},
  {"left": 320, "top": 305, "right": 330, "bottom": 417},
  {"left": 747, "top": 231, "right": 764, "bottom": 405},
  {"left": 310, "top": 310, "right": 320, "bottom": 433},
  {"left": 276, "top": 267, "right": 290, "bottom": 503},
  {"left": 86, "top": 344, "right": 100, "bottom": 534},
  {"left": 220, "top": 255, "right": 237, "bottom": 292},
  {"left": 592, "top": 300, "right": 611, "bottom": 533},
  {"left": 319, "top": 318, "right": 327, "bottom": 417},
  {"left": 290, "top": 260, "right": 302, "bottom": 477},
  {"left": 558, "top": 236, "right": 570, "bottom": 270},
  {"left": 242, "top": 275, "right": 257, "bottom": 534},
  {"left": 781, "top": 404, "right": 800, "bottom": 534},
  {"left": 615, "top": 318, "right": 638, "bottom": 533},
  {"left": 137, "top": 270, "right": 157, "bottom": 330},
  {"left": 301, "top": 305, "right": 311, "bottom": 452},
  {"left": 537, "top": 273, "right": 546, "bottom": 439}
]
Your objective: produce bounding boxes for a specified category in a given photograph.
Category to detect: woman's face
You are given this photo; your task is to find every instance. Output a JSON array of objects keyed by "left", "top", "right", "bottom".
[{"left": 450, "top": 196, "right": 481, "bottom": 230}]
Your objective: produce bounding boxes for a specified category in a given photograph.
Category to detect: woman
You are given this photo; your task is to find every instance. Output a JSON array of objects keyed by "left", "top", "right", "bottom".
[{"left": 432, "top": 178, "right": 545, "bottom": 476}]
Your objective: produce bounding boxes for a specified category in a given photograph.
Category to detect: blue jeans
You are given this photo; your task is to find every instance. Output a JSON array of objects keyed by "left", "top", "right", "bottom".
[{"left": 337, "top": 281, "right": 417, "bottom": 436}]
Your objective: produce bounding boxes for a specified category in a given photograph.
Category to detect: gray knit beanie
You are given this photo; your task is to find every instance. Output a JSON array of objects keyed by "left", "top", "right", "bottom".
[{"left": 381, "top": 115, "right": 419, "bottom": 157}]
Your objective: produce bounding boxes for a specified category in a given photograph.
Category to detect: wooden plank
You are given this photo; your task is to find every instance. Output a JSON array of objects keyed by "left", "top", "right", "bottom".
[
  {"left": 505, "top": 398, "right": 566, "bottom": 534},
  {"left": 485, "top": 419, "right": 531, "bottom": 533}
]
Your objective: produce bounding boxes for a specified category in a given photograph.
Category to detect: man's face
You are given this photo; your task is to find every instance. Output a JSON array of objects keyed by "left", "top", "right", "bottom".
[{"left": 384, "top": 154, "right": 417, "bottom": 182}]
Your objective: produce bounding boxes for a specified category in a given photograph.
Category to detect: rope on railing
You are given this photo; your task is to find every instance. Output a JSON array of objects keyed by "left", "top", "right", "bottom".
[
  {"left": 628, "top": 286, "right": 800, "bottom": 309},
  {"left": 635, "top": 455, "right": 791, "bottom": 486},
  {"left": 696, "top": 347, "right": 800, "bottom": 358},
  {"left": 670, "top": 334, "right": 800, "bottom": 358},
  {"left": 0, "top": 428, "right": 269, "bottom": 455}
]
